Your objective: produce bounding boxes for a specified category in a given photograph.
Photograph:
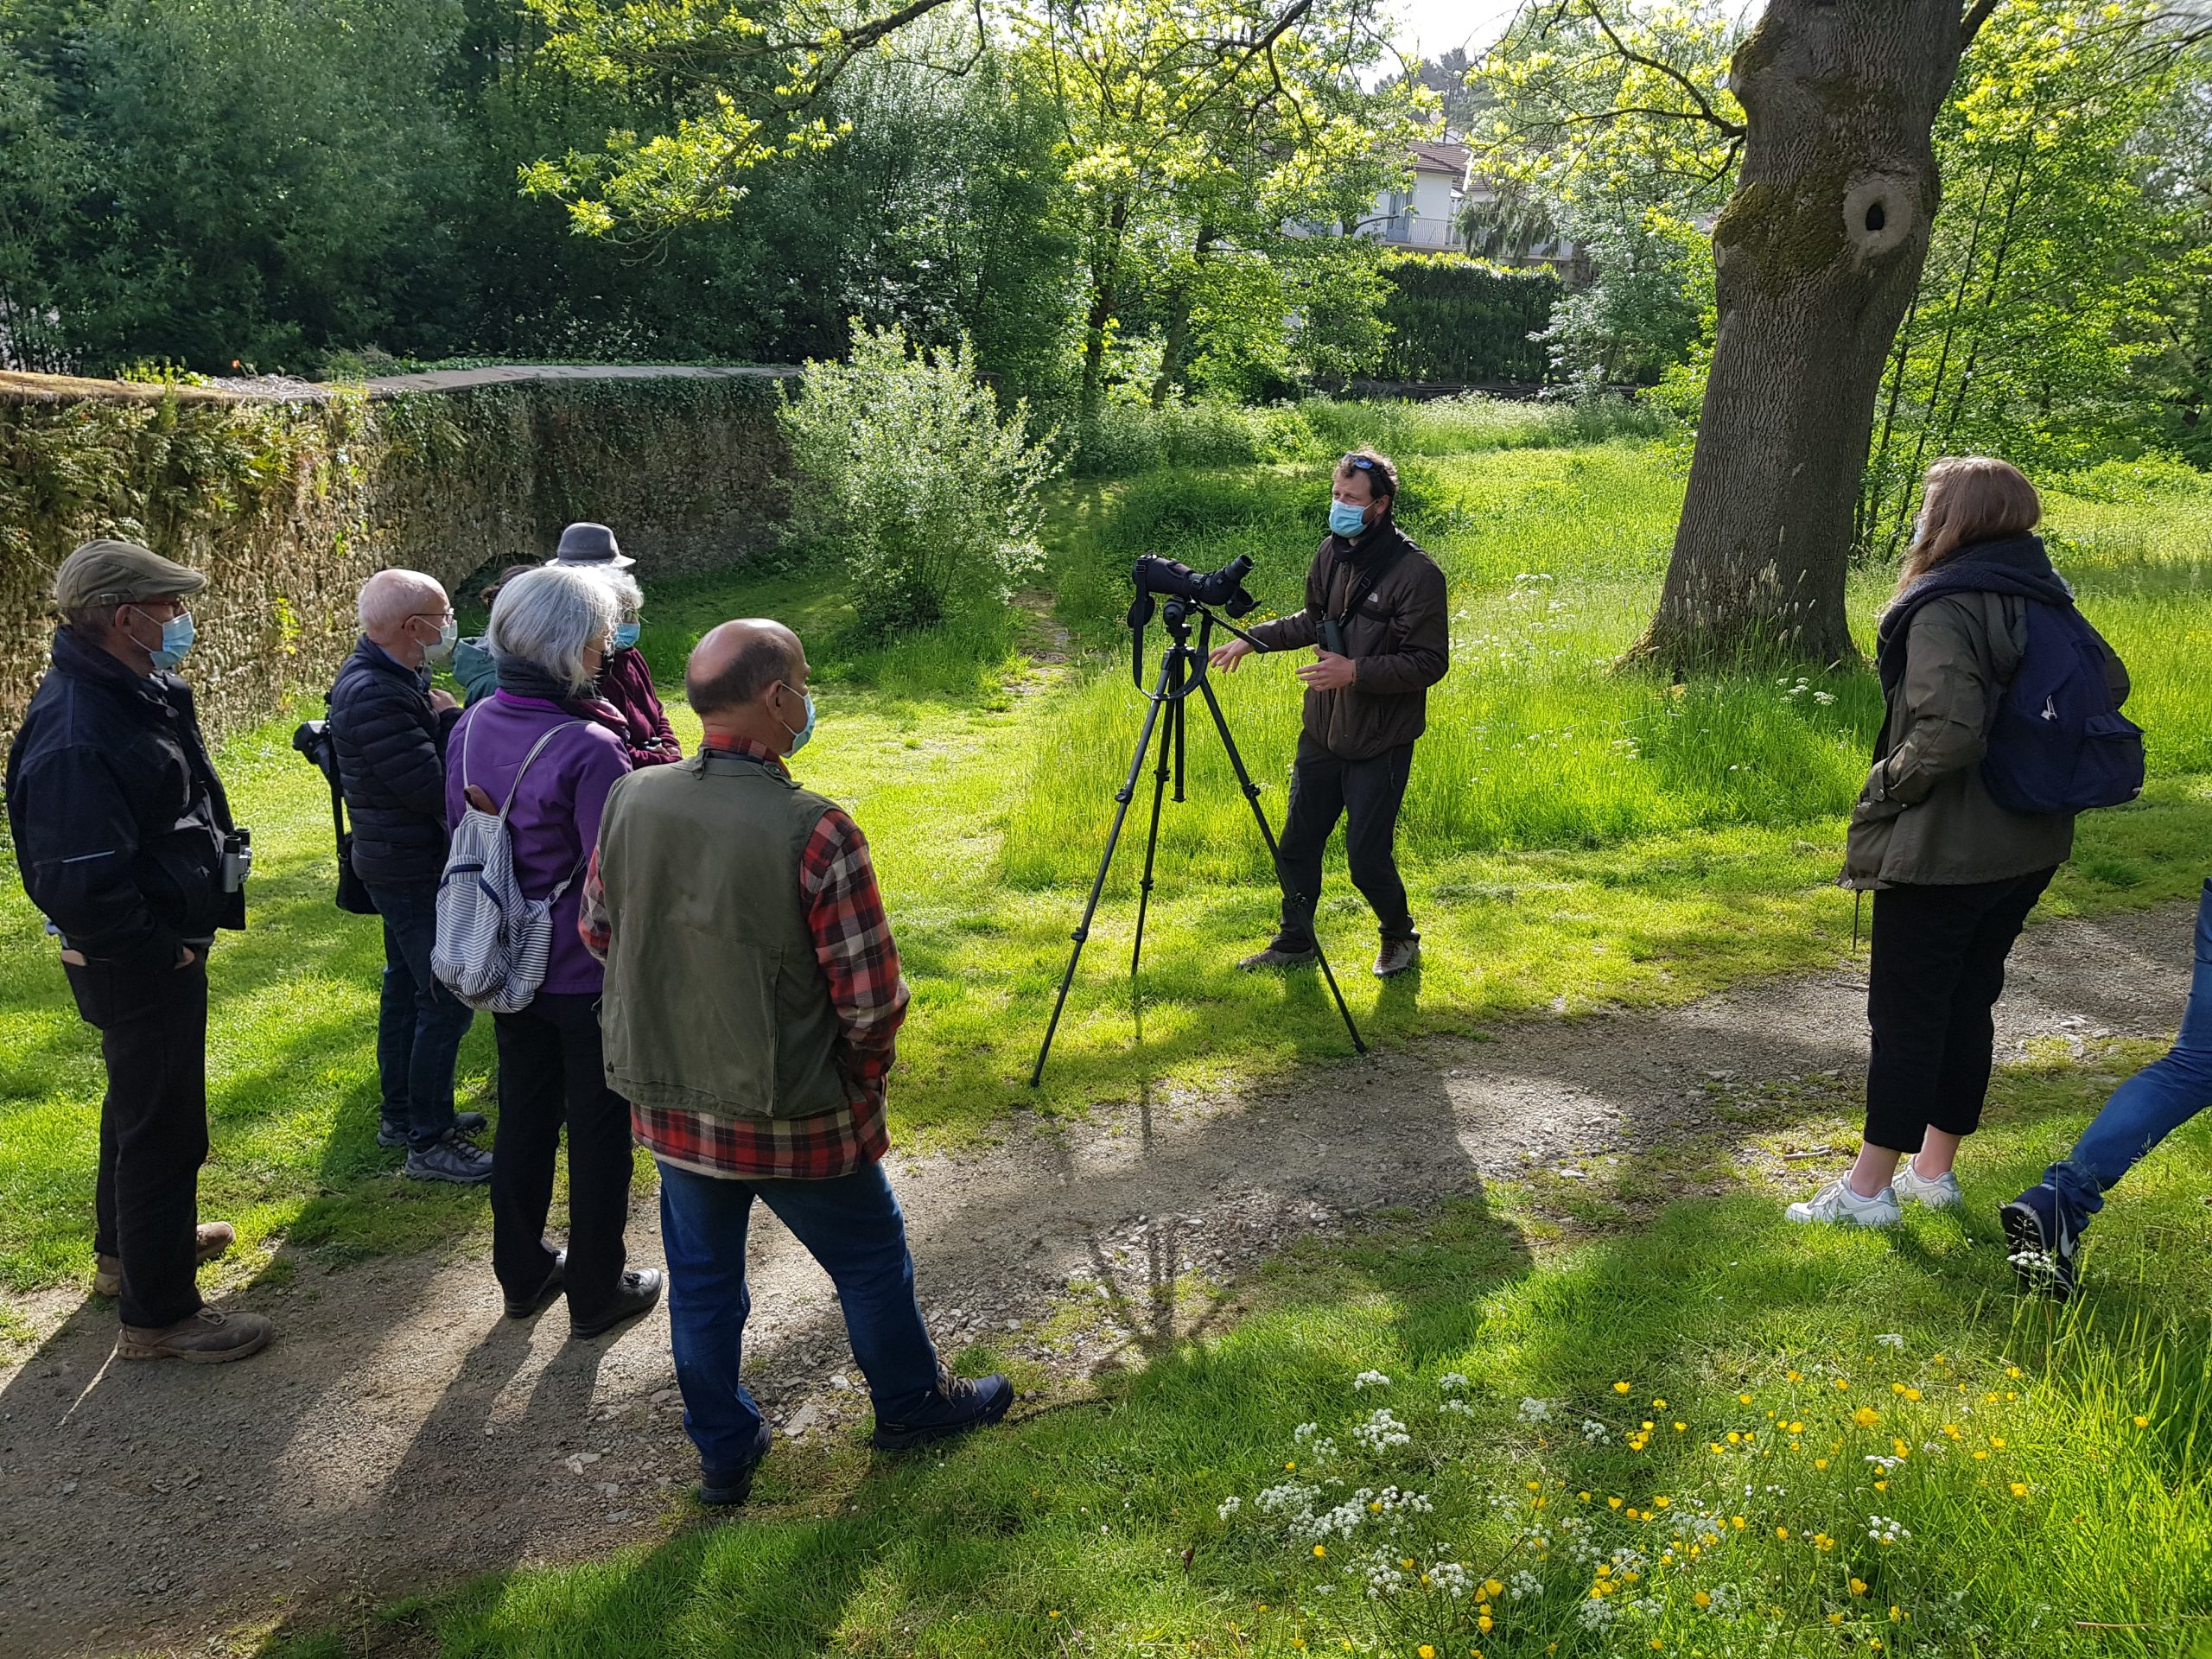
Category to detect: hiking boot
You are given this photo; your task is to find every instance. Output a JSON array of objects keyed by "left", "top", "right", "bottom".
[
  {"left": 92, "top": 1222, "right": 236, "bottom": 1299},
  {"left": 116, "top": 1306, "right": 273, "bottom": 1363},
  {"left": 1237, "top": 944, "right": 1317, "bottom": 971},
  {"left": 871, "top": 1367, "right": 1014, "bottom": 1451},
  {"left": 1892, "top": 1160, "right": 1963, "bottom": 1211},
  {"left": 2000, "top": 1185, "right": 2079, "bottom": 1302},
  {"left": 505, "top": 1249, "right": 567, "bottom": 1319},
  {"left": 378, "top": 1109, "right": 486, "bottom": 1150},
  {"left": 404, "top": 1129, "right": 494, "bottom": 1185},
  {"left": 1373, "top": 938, "right": 1421, "bottom": 978},
  {"left": 570, "top": 1268, "right": 663, "bottom": 1340},
  {"left": 1783, "top": 1178, "right": 1901, "bottom": 1229}
]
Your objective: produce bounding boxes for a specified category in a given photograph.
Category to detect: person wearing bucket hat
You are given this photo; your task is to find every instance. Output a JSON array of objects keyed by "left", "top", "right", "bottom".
[
  {"left": 548, "top": 521, "right": 634, "bottom": 571},
  {"left": 5, "top": 540, "right": 271, "bottom": 1363}
]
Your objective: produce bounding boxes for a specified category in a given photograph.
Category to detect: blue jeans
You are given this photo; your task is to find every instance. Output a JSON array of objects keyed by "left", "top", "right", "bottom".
[
  {"left": 657, "top": 1159, "right": 941, "bottom": 1475},
  {"left": 367, "top": 880, "right": 475, "bottom": 1149},
  {"left": 2045, "top": 879, "right": 2212, "bottom": 1234}
]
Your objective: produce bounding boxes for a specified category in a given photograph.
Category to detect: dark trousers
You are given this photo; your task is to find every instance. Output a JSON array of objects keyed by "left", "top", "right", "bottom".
[
  {"left": 490, "top": 991, "right": 634, "bottom": 1324},
  {"left": 1865, "top": 868, "right": 2056, "bottom": 1151},
  {"left": 63, "top": 953, "right": 210, "bottom": 1330},
  {"left": 366, "top": 880, "right": 474, "bottom": 1149},
  {"left": 1271, "top": 743, "right": 1417, "bottom": 952},
  {"left": 658, "top": 1160, "right": 941, "bottom": 1475}
]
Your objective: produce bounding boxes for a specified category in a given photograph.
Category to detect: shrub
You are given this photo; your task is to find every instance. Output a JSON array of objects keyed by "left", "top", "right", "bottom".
[{"left": 781, "top": 325, "right": 1057, "bottom": 639}]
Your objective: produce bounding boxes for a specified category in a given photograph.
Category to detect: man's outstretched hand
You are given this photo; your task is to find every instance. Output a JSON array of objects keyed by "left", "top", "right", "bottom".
[
  {"left": 1296, "top": 652, "right": 1357, "bottom": 691},
  {"left": 1208, "top": 638, "right": 1255, "bottom": 672}
]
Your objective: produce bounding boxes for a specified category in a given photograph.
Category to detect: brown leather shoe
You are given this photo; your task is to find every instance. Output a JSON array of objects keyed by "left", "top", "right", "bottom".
[
  {"left": 92, "top": 1223, "right": 237, "bottom": 1298},
  {"left": 1372, "top": 938, "right": 1421, "bottom": 978},
  {"left": 116, "top": 1306, "right": 272, "bottom": 1364}
]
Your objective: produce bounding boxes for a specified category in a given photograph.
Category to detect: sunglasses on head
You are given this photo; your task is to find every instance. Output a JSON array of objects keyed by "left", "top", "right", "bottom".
[{"left": 1342, "top": 455, "right": 1377, "bottom": 472}]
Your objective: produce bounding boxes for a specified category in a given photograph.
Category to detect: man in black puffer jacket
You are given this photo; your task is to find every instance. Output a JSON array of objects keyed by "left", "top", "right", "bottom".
[
  {"left": 8, "top": 541, "right": 270, "bottom": 1363},
  {"left": 327, "top": 569, "right": 492, "bottom": 1184}
]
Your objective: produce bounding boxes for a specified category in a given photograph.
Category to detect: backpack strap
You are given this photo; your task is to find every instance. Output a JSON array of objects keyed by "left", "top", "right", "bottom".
[{"left": 497, "top": 721, "right": 588, "bottom": 823}]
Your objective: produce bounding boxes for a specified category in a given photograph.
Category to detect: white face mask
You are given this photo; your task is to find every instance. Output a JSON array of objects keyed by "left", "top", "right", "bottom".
[{"left": 422, "top": 614, "right": 458, "bottom": 666}]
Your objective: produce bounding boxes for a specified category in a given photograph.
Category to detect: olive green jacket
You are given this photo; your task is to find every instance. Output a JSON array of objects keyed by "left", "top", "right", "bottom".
[{"left": 1841, "top": 591, "right": 2129, "bottom": 890}]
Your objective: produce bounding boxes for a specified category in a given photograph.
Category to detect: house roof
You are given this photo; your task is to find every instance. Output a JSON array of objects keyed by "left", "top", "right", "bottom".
[{"left": 1408, "top": 142, "right": 1470, "bottom": 178}]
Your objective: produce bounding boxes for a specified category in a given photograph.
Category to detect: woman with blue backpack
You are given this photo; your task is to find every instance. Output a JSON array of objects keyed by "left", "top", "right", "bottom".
[{"left": 1789, "top": 456, "right": 2141, "bottom": 1229}]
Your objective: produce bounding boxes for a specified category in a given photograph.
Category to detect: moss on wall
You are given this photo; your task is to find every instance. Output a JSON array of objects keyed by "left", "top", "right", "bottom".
[{"left": 0, "top": 366, "right": 792, "bottom": 746}]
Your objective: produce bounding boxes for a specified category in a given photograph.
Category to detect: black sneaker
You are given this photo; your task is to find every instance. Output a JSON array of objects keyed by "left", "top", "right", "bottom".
[
  {"left": 570, "top": 1268, "right": 663, "bottom": 1340},
  {"left": 379, "top": 1109, "right": 486, "bottom": 1150},
  {"left": 699, "top": 1426, "right": 773, "bottom": 1507},
  {"left": 404, "top": 1130, "right": 494, "bottom": 1185},
  {"left": 871, "top": 1368, "right": 1014, "bottom": 1451},
  {"left": 1237, "top": 945, "right": 1318, "bottom": 971},
  {"left": 1999, "top": 1185, "right": 2079, "bottom": 1302},
  {"left": 504, "top": 1249, "right": 566, "bottom": 1319}
]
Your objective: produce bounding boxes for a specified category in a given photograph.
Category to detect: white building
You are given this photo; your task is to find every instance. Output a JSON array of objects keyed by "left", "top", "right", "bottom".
[{"left": 1359, "top": 141, "right": 1469, "bottom": 250}]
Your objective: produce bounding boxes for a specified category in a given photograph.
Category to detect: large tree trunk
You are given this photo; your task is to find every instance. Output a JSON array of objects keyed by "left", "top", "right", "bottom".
[{"left": 1633, "top": 0, "right": 1971, "bottom": 671}]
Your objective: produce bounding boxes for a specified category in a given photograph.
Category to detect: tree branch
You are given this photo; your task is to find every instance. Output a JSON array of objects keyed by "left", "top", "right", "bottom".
[
  {"left": 1958, "top": 0, "right": 2004, "bottom": 51},
  {"left": 1579, "top": 0, "right": 1744, "bottom": 138}
]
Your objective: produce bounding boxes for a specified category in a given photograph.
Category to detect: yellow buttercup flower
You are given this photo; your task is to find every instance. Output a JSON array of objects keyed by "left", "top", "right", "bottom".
[
  {"left": 1815, "top": 1458, "right": 1829, "bottom": 1470},
  {"left": 1850, "top": 1578, "right": 1868, "bottom": 1596},
  {"left": 1853, "top": 1407, "right": 1880, "bottom": 1428},
  {"left": 2133, "top": 1415, "right": 2150, "bottom": 1428},
  {"left": 2011, "top": 1482, "right": 2030, "bottom": 1497},
  {"left": 1738, "top": 1392, "right": 1753, "bottom": 1405},
  {"left": 1615, "top": 1381, "right": 1632, "bottom": 1393},
  {"left": 1694, "top": 1591, "right": 1712, "bottom": 1608},
  {"left": 1420, "top": 1646, "right": 1436, "bottom": 1658},
  {"left": 1313, "top": 1543, "right": 1327, "bottom": 1558}
]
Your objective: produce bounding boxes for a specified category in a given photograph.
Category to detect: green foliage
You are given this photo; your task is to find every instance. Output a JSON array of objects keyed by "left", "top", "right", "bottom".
[
  {"left": 1858, "top": 0, "right": 2212, "bottom": 556},
  {"left": 781, "top": 326, "right": 1058, "bottom": 639},
  {"left": 1375, "top": 254, "right": 1559, "bottom": 385}
]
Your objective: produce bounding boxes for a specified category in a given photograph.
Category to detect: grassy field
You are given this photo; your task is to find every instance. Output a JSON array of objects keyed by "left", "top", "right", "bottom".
[
  {"left": 277, "top": 1041, "right": 2212, "bottom": 1659},
  {"left": 1, "top": 431, "right": 2208, "bottom": 1297}
]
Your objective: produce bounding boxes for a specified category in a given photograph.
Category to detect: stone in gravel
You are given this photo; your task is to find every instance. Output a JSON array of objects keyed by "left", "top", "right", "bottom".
[{"left": 784, "top": 1403, "right": 823, "bottom": 1439}]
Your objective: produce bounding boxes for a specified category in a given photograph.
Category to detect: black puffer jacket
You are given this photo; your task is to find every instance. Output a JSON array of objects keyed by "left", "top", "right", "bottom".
[
  {"left": 327, "top": 638, "right": 462, "bottom": 885},
  {"left": 5, "top": 626, "right": 240, "bottom": 969}
]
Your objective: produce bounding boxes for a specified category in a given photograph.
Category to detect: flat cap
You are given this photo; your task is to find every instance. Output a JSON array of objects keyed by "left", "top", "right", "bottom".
[
  {"left": 54, "top": 540, "right": 207, "bottom": 609},
  {"left": 548, "top": 521, "right": 632, "bottom": 570}
]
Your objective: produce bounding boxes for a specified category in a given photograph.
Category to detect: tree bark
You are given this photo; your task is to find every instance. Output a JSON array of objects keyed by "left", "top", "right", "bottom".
[{"left": 1632, "top": 0, "right": 1969, "bottom": 670}]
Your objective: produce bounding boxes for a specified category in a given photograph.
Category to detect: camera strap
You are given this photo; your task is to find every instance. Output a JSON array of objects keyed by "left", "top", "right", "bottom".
[{"left": 1326, "top": 535, "right": 1408, "bottom": 649}]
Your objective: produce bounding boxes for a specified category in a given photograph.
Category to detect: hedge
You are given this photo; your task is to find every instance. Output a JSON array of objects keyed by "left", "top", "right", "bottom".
[
  {"left": 0, "top": 366, "right": 792, "bottom": 747},
  {"left": 1376, "top": 253, "right": 1560, "bottom": 386}
]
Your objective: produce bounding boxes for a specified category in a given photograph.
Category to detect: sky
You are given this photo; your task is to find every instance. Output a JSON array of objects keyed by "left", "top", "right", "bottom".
[{"left": 1389, "top": 0, "right": 1525, "bottom": 62}]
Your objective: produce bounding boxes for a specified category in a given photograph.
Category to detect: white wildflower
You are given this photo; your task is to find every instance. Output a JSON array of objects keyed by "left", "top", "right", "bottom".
[{"left": 1352, "top": 1370, "right": 1391, "bottom": 1391}]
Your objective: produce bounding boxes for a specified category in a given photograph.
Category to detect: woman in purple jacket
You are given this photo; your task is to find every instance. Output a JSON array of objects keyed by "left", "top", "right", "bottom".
[
  {"left": 588, "top": 569, "right": 680, "bottom": 768},
  {"left": 446, "top": 564, "right": 661, "bottom": 1339}
]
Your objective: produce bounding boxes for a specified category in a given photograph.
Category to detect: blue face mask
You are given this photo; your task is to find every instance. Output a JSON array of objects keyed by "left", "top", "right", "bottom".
[
  {"left": 611, "top": 621, "right": 641, "bottom": 652},
  {"left": 1328, "top": 499, "right": 1369, "bottom": 539},
  {"left": 133, "top": 606, "right": 194, "bottom": 671},
  {"left": 776, "top": 682, "right": 817, "bottom": 755}
]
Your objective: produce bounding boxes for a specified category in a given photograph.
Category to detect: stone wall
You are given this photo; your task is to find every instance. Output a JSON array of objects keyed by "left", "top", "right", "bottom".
[{"left": 0, "top": 365, "right": 793, "bottom": 747}]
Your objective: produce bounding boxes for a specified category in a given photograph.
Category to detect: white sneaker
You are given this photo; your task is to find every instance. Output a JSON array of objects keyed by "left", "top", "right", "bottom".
[
  {"left": 1784, "top": 1179, "right": 1901, "bottom": 1228},
  {"left": 1892, "top": 1161, "right": 1962, "bottom": 1211}
]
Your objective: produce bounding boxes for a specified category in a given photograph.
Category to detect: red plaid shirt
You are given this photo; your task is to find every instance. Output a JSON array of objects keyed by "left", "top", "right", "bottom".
[{"left": 578, "top": 732, "right": 909, "bottom": 1179}]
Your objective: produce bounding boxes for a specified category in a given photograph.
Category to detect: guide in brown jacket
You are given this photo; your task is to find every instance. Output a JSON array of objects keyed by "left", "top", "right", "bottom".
[{"left": 1210, "top": 448, "right": 1449, "bottom": 978}]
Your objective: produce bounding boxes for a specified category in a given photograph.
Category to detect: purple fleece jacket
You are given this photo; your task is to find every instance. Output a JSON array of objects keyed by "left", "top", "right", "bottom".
[{"left": 445, "top": 690, "right": 631, "bottom": 995}]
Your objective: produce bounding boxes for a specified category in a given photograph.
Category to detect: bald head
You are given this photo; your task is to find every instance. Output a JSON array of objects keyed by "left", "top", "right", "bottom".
[
  {"left": 358, "top": 569, "right": 451, "bottom": 657},
  {"left": 688, "top": 620, "right": 809, "bottom": 751}
]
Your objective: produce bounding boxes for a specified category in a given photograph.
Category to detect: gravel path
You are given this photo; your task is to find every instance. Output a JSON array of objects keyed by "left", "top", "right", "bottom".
[{"left": 0, "top": 902, "right": 2190, "bottom": 1657}]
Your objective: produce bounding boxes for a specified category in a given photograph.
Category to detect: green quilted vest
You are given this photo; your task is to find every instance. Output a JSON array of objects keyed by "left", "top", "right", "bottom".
[{"left": 597, "top": 748, "right": 851, "bottom": 1122}]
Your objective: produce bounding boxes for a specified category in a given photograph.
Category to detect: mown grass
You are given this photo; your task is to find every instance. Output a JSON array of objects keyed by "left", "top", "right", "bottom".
[
  {"left": 3, "top": 433, "right": 2208, "bottom": 1294},
  {"left": 279, "top": 1044, "right": 2212, "bottom": 1659}
]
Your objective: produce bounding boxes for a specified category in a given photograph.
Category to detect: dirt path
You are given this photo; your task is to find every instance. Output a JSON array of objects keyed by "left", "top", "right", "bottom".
[{"left": 0, "top": 904, "right": 2192, "bottom": 1657}]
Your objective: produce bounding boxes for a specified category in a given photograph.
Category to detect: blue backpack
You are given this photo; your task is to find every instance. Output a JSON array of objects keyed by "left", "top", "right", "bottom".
[{"left": 1980, "top": 601, "right": 2143, "bottom": 815}]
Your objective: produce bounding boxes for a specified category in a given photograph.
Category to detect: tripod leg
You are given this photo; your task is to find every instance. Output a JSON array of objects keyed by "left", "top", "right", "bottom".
[
  {"left": 1192, "top": 674, "right": 1368, "bottom": 1057},
  {"left": 1130, "top": 692, "right": 1179, "bottom": 981},
  {"left": 1031, "top": 661, "right": 1176, "bottom": 1088}
]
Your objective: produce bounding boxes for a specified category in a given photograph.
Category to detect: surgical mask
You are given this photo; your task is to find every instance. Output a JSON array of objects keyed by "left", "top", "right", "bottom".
[
  {"left": 423, "top": 614, "right": 459, "bottom": 666},
  {"left": 131, "top": 606, "right": 194, "bottom": 671},
  {"left": 611, "top": 620, "right": 641, "bottom": 652},
  {"left": 775, "top": 681, "right": 817, "bottom": 754},
  {"left": 1328, "top": 499, "right": 1369, "bottom": 539}
]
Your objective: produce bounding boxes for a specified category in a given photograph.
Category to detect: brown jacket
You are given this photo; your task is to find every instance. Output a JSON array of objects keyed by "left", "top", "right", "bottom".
[
  {"left": 1841, "top": 589, "right": 2129, "bottom": 889},
  {"left": 1243, "top": 521, "right": 1450, "bottom": 762}
]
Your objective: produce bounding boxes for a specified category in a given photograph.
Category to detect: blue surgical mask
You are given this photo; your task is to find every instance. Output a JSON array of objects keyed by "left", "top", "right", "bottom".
[
  {"left": 775, "top": 681, "right": 817, "bottom": 754},
  {"left": 133, "top": 606, "right": 194, "bottom": 671},
  {"left": 611, "top": 621, "right": 641, "bottom": 652},
  {"left": 425, "top": 614, "right": 459, "bottom": 666},
  {"left": 1328, "top": 500, "right": 1369, "bottom": 539}
]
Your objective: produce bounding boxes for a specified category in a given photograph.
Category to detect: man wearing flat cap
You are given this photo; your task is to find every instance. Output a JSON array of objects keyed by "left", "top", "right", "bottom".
[{"left": 5, "top": 540, "right": 272, "bottom": 1363}]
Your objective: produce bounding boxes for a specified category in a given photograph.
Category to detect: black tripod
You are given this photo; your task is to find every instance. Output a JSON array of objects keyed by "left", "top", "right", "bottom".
[{"left": 1029, "top": 594, "right": 1367, "bottom": 1088}]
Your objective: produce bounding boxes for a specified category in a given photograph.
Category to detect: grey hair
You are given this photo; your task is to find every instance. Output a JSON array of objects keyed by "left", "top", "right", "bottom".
[
  {"left": 488, "top": 566, "right": 618, "bottom": 695},
  {"left": 357, "top": 569, "right": 446, "bottom": 636},
  {"left": 590, "top": 569, "right": 644, "bottom": 620}
]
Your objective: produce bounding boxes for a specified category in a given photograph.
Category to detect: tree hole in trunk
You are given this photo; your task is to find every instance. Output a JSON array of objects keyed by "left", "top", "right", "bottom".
[{"left": 1843, "top": 175, "right": 1917, "bottom": 263}]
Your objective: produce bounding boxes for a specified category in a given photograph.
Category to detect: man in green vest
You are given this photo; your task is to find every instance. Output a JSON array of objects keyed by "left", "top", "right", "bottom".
[{"left": 582, "top": 618, "right": 1010, "bottom": 1505}]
